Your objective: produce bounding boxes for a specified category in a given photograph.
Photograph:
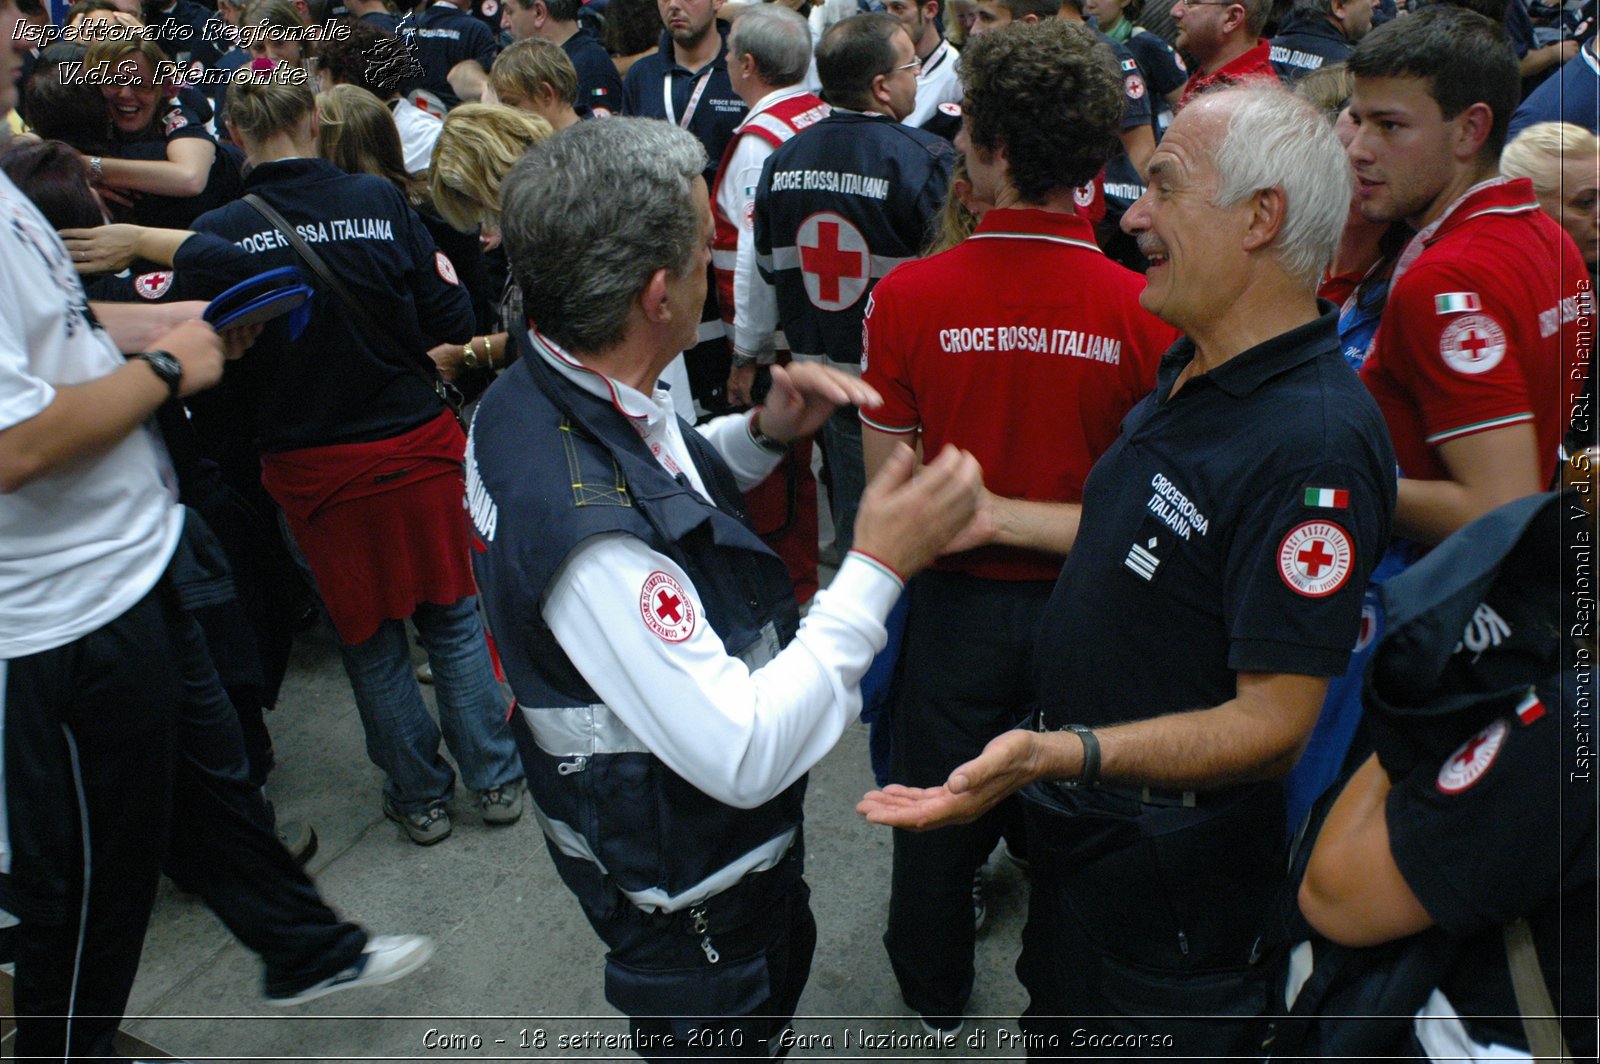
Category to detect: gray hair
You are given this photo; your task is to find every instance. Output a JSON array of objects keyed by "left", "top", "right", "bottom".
[
  {"left": 1207, "top": 84, "right": 1349, "bottom": 289},
  {"left": 729, "top": 4, "right": 813, "bottom": 88},
  {"left": 499, "top": 118, "right": 708, "bottom": 354}
]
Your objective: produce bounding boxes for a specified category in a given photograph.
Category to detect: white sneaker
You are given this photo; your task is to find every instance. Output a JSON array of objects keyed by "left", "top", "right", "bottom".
[{"left": 266, "top": 935, "right": 435, "bottom": 1006}]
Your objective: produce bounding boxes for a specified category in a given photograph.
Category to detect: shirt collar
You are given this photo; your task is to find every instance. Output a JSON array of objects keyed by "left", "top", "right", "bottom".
[
  {"left": 742, "top": 84, "right": 814, "bottom": 126},
  {"left": 1156, "top": 303, "right": 1339, "bottom": 400},
  {"left": 1422, "top": 176, "right": 1540, "bottom": 246},
  {"left": 969, "top": 207, "right": 1102, "bottom": 250},
  {"left": 529, "top": 328, "right": 672, "bottom": 430},
  {"left": 1204, "top": 38, "right": 1272, "bottom": 81},
  {"left": 241, "top": 156, "right": 339, "bottom": 188}
]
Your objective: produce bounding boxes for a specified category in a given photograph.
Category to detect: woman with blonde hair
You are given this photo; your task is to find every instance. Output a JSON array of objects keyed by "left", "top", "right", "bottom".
[
  {"left": 318, "top": 83, "right": 494, "bottom": 368},
  {"left": 1500, "top": 121, "right": 1599, "bottom": 271},
  {"left": 425, "top": 102, "right": 554, "bottom": 380}
]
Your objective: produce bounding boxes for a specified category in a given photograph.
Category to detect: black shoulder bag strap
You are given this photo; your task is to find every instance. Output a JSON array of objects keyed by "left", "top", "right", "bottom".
[{"left": 241, "top": 193, "right": 466, "bottom": 428}]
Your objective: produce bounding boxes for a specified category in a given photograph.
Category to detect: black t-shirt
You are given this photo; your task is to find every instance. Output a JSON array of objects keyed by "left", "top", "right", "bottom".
[{"left": 1034, "top": 309, "right": 1396, "bottom": 729}]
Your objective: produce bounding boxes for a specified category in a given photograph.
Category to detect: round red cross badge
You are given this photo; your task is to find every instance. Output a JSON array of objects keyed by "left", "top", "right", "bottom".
[
  {"left": 134, "top": 271, "right": 174, "bottom": 300},
  {"left": 163, "top": 108, "right": 188, "bottom": 136},
  {"left": 796, "top": 211, "right": 870, "bottom": 312},
  {"left": 480, "top": 0, "right": 498, "bottom": 14},
  {"left": 1437, "top": 718, "right": 1507, "bottom": 793},
  {"left": 1073, "top": 182, "right": 1095, "bottom": 208},
  {"left": 435, "top": 251, "right": 459, "bottom": 285},
  {"left": 938, "top": 101, "right": 962, "bottom": 117},
  {"left": 1277, "top": 521, "right": 1354, "bottom": 598},
  {"left": 1439, "top": 314, "right": 1506, "bottom": 375},
  {"left": 1125, "top": 74, "right": 1147, "bottom": 100},
  {"left": 640, "top": 570, "right": 695, "bottom": 643}
]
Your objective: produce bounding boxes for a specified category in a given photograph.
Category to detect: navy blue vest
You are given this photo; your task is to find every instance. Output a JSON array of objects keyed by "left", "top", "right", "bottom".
[{"left": 468, "top": 351, "right": 805, "bottom": 926}]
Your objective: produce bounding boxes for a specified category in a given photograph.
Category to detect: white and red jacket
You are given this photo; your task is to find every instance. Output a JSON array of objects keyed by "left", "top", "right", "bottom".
[{"left": 711, "top": 86, "right": 829, "bottom": 364}]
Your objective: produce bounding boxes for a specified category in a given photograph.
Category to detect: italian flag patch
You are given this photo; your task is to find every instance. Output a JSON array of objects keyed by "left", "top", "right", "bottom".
[
  {"left": 1434, "top": 292, "right": 1482, "bottom": 315},
  {"left": 1516, "top": 689, "right": 1545, "bottom": 725},
  {"left": 1304, "top": 487, "right": 1349, "bottom": 509}
]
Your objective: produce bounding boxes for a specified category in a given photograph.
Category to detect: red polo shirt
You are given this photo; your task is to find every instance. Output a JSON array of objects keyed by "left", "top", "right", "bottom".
[
  {"left": 1360, "top": 178, "right": 1588, "bottom": 485},
  {"left": 1180, "top": 39, "right": 1278, "bottom": 106},
  {"left": 861, "top": 207, "right": 1179, "bottom": 581}
]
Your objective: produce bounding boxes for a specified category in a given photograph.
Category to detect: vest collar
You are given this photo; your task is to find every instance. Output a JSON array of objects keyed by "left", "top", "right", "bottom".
[{"left": 529, "top": 328, "right": 684, "bottom": 436}]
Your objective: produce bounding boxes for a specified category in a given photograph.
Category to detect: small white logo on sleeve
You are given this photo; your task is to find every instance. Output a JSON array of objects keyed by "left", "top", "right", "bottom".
[
  {"left": 1437, "top": 719, "right": 1507, "bottom": 793},
  {"left": 640, "top": 571, "right": 695, "bottom": 642},
  {"left": 1277, "top": 521, "right": 1354, "bottom": 598},
  {"left": 1438, "top": 314, "right": 1505, "bottom": 375},
  {"left": 435, "top": 251, "right": 460, "bottom": 285}
]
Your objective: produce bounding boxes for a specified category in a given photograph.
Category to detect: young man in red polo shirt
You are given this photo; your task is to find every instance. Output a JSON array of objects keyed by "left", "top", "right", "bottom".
[
  {"left": 1175, "top": 0, "right": 1277, "bottom": 105},
  {"left": 1349, "top": 4, "right": 1587, "bottom": 546},
  {"left": 859, "top": 19, "right": 1178, "bottom": 1039}
]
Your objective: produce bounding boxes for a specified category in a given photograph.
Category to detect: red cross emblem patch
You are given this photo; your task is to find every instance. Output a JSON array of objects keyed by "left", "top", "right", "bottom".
[
  {"left": 134, "top": 271, "right": 173, "bottom": 300},
  {"left": 1277, "top": 520, "right": 1354, "bottom": 598},
  {"left": 796, "top": 211, "right": 869, "bottom": 312},
  {"left": 435, "top": 251, "right": 459, "bottom": 286},
  {"left": 1439, "top": 314, "right": 1506, "bottom": 375},
  {"left": 1437, "top": 718, "right": 1507, "bottom": 793},
  {"left": 640, "top": 570, "right": 695, "bottom": 643}
]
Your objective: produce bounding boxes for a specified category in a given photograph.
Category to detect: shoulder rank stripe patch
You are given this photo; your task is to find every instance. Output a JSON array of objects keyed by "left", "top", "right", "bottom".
[{"left": 1304, "top": 487, "right": 1349, "bottom": 508}]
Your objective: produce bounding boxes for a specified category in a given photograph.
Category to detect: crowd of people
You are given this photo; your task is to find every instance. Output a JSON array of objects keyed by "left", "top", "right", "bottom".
[{"left": 0, "top": 0, "right": 1593, "bottom": 1055}]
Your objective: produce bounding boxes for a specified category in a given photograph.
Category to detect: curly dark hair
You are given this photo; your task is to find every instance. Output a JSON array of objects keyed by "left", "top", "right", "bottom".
[
  {"left": 314, "top": 19, "right": 412, "bottom": 98},
  {"left": 959, "top": 19, "right": 1123, "bottom": 201}
]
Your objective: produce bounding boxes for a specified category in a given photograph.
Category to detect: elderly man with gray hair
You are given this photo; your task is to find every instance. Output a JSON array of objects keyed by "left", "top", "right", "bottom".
[
  {"left": 468, "top": 116, "right": 983, "bottom": 1059},
  {"left": 859, "top": 83, "right": 1396, "bottom": 1054}
]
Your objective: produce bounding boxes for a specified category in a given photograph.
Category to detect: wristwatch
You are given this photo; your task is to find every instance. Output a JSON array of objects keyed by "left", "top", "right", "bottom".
[
  {"left": 461, "top": 339, "right": 480, "bottom": 371},
  {"left": 88, "top": 156, "right": 103, "bottom": 186},
  {"left": 134, "top": 350, "right": 183, "bottom": 399}
]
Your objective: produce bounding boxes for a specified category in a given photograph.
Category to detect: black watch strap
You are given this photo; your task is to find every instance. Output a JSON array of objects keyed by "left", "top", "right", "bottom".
[
  {"left": 134, "top": 350, "right": 182, "bottom": 399},
  {"left": 1064, "top": 724, "right": 1100, "bottom": 789}
]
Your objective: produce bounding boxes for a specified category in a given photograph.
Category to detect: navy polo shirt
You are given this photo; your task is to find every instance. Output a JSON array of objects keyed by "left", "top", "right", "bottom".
[
  {"left": 622, "top": 26, "right": 747, "bottom": 183},
  {"left": 1034, "top": 308, "right": 1396, "bottom": 730},
  {"left": 1269, "top": 13, "right": 1352, "bottom": 82},
  {"left": 1509, "top": 37, "right": 1598, "bottom": 138},
  {"left": 563, "top": 26, "right": 624, "bottom": 116},
  {"left": 407, "top": 1, "right": 500, "bottom": 110}
]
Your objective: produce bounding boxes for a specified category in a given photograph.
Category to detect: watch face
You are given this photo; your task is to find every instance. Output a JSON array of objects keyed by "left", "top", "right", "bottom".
[{"left": 142, "top": 350, "right": 183, "bottom": 393}]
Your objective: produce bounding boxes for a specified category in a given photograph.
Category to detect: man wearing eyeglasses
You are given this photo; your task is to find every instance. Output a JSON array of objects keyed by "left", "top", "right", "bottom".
[
  {"left": 1174, "top": 0, "right": 1278, "bottom": 105},
  {"left": 753, "top": 13, "right": 955, "bottom": 559}
]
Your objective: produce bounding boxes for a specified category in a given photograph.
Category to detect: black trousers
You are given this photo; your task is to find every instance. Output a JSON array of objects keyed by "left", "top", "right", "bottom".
[
  {"left": 2, "top": 581, "right": 365, "bottom": 1062},
  {"left": 883, "top": 571, "right": 1051, "bottom": 1020},
  {"left": 2, "top": 586, "right": 180, "bottom": 1062},
  {"left": 1015, "top": 785, "right": 1283, "bottom": 1060}
]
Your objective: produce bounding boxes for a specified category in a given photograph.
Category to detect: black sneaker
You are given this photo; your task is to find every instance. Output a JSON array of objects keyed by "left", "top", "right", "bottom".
[{"left": 382, "top": 794, "right": 452, "bottom": 845}]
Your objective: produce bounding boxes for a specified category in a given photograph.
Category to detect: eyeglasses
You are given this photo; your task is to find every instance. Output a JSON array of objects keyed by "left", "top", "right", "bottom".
[
  {"left": 1175, "top": 0, "right": 1239, "bottom": 7},
  {"left": 890, "top": 58, "right": 922, "bottom": 73}
]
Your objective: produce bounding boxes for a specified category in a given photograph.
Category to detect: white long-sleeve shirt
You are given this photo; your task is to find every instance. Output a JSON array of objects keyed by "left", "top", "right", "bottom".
[{"left": 535, "top": 341, "right": 903, "bottom": 810}]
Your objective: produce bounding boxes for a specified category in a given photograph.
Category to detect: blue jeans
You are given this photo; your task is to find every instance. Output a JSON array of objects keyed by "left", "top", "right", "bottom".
[
  {"left": 822, "top": 404, "right": 865, "bottom": 554},
  {"left": 337, "top": 597, "right": 521, "bottom": 812}
]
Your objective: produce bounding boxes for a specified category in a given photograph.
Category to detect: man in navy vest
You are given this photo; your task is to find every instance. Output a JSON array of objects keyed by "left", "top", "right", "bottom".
[{"left": 471, "top": 116, "right": 983, "bottom": 1059}]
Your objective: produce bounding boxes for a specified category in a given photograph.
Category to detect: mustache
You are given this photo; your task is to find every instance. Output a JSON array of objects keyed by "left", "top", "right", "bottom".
[{"left": 1137, "top": 237, "right": 1167, "bottom": 258}]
